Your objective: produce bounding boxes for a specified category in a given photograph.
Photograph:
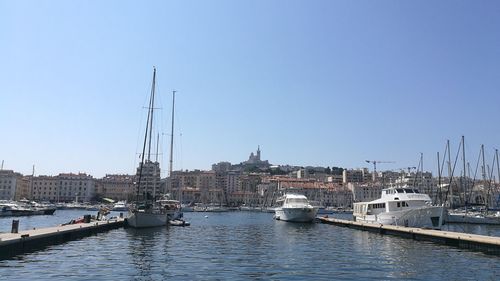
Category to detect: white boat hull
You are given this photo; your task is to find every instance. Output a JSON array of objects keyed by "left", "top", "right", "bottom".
[
  {"left": 274, "top": 207, "right": 318, "bottom": 222},
  {"left": 355, "top": 206, "right": 445, "bottom": 229},
  {"left": 127, "top": 211, "right": 168, "bottom": 228}
]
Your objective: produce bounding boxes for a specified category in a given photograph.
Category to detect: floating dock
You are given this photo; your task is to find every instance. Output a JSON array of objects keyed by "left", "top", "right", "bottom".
[
  {"left": 0, "top": 218, "right": 125, "bottom": 259},
  {"left": 318, "top": 217, "right": 500, "bottom": 255}
]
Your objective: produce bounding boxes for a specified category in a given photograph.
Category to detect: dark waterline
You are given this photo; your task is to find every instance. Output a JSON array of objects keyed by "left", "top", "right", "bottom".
[{"left": 1, "top": 211, "right": 499, "bottom": 280}]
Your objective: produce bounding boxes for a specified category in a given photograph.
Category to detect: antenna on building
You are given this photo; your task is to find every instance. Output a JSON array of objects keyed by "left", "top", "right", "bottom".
[{"left": 1, "top": 160, "right": 3, "bottom": 170}]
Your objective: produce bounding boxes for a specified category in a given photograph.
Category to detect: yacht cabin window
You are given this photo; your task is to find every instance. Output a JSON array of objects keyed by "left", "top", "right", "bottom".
[
  {"left": 369, "top": 203, "right": 386, "bottom": 209},
  {"left": 286, "top": 198, "right": 308, "bottom": 204},
  {"left": 397, "top": 201, "right": 409, "bottom": 208}
]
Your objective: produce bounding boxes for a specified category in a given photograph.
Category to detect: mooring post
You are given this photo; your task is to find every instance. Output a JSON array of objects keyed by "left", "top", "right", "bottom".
[{"left": 11, "top": 219, "right": 19, "bottom": 233}]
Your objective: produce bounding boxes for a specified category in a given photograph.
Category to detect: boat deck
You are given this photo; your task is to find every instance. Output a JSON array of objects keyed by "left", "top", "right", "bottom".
[{"left": 0, "top": 218, "right": 125, "bottom": 259}]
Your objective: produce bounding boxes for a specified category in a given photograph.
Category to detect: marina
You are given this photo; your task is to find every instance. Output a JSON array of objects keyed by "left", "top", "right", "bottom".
[{"left": 1, "top": 1, "right": 500, "bottom": 280}]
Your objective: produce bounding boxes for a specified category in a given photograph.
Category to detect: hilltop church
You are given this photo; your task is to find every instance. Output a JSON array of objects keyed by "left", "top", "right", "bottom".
[{"left": 242, "top": 146, "right": 270, "bottom": 168}]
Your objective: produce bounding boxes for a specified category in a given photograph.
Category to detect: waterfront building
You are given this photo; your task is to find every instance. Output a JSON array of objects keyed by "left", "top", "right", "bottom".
[
  {"left": 31, "top": 175, "right": 59, "bottom": 202},
  {"left": 57, "top": 173, "right": 96, "bottom": 202},
  {"left": 169, "top": 170, "right": 216, "bottom": 204},
  {"left": 178, "top": 186, "right": 201, "bottom": 204},
  {"left": 0, "top": 170, "right": 23, "bottom": 200},
  {"left": 31, "top": 173, "right": 96, "bottom": 202},
  {"left": 231, "top": 173, "right": 261, "bottom": 206},
  {"left": 95, "top": 174, "right": 135, "bottom": 201},
  {"left": 15, "top": 175, "right": 31, "bottom": 201},
  {"left": 256, "top": 176, "right": 351, "bottom": 208}
]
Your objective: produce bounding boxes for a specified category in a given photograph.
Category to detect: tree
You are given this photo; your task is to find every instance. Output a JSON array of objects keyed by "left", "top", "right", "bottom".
[{"left": 326, "top": 166, "right": 332, "bottom": 174}]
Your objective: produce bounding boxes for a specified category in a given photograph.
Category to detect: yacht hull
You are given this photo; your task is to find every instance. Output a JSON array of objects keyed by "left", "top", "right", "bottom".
[
  {"left": 127, "top": 211, "right": 168, "bottom": 228},
  {"left": 356, "top": 206, "right": 445, "bottom": 229},
  {"left": 274, "top": 207, "right": 318, "bottom": 222}
]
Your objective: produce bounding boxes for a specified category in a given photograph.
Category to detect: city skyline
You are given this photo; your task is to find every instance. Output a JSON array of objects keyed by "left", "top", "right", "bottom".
[{"left": 1, "top": 1, "right": 500, "bottom": 178}]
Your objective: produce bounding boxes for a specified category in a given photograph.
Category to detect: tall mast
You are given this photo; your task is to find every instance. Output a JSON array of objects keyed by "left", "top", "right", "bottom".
[
  {"left": 437, "top": 152, "right": 442, "bottom": 204},
  {"left": 169, "top": 90, "right": 176, "bottom": 196},
  {"left": 155, "top": 133, "right": 160, "bottom": 163},
  {"left": 496, "top": 149, "right": 500, "bottom": 185},
  {"left": 447, "top": 140, "right": 452, "bottom": 206},
  {"left": 137, "top": 67, "right": 156, "bottom": 201},
  {"left": 420, "top": 152, "right": 424, "bottom": 192},
  {"left": 462, "top": 136, "right": 467, "bottom": 209},
  {"left": 481, "top": 144, "right": 486, "bottom": 181},
  {"left": 147, "top": 68, "right": 156, "bottom": 161}
]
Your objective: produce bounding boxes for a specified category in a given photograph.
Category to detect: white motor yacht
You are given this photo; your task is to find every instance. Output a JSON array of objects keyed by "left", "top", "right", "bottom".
[
  {"left": 112, "top": 201, "right": 128, "bottom": 211},
  {"left": 274, "top": 194, "right": 318, "bottom": 222},
  {"left": 353, "top": 187, "right": 445, "bottom": 229}
]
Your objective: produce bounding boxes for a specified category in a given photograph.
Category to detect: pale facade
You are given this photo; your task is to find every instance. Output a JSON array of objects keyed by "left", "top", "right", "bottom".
[
  {"left": 0, "top": 170, "right": 21, "bottom": 200},
  {"left": 15, "top": 176, "right": 31, "bottom": 201},
  {"left": 170, "top": 170, "right": 216, "bottom": 203},
  {"left": 343, "top": 168, "right": 370, "bottom": 184},
  {"left": 96, "top": 174, "right": 135, "bottom": 201},
  {"left": 31, "top": 175, "right": 59, "bottom": 202},
  {"left": 348, "top": 183, "right": 383, "bottom": 203}
]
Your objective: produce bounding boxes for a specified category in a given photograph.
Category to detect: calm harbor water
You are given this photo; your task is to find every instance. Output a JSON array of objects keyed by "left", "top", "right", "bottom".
[{"left": 1, "top": 210, "right": 499, "bottom": 280}]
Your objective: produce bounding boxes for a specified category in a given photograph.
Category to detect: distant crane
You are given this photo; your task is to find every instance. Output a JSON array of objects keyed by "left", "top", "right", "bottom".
[{"left": 365, "top": 160, "right": 395, "bottom": 182}]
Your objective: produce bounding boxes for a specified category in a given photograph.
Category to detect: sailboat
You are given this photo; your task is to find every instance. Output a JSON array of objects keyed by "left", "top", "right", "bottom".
[{"left": 127, "top": 67, "right": 169, "bottom": 228}]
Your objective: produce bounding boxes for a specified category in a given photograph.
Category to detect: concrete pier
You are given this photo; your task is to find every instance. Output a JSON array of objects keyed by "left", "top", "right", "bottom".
[
  {"left": 0, "top": 218, "right": 125, "bottom": 259},
  {"left": 318, "top": 217, "right": 500, "bottom": 255}
]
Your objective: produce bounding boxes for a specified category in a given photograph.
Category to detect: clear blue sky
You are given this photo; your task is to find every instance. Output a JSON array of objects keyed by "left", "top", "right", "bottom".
[{"left": 1, "top": 1, "right": 499, "bottom": 178}]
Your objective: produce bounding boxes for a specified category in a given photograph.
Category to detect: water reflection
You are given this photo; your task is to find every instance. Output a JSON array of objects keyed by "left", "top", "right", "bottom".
[
  {"left": 125, "top": 227, "right": 171, "bottom": 280},
  {"left": 1, "top": 211, "right": 500, "bottom": 280}
]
